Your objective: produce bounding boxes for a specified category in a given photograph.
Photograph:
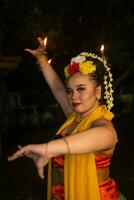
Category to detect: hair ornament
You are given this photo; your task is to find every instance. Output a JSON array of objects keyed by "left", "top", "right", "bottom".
[
  {"left": 64, "top": 55, "right": 96, "bottom": 78},
  {"left": 64, "top": 50, "right": 114, "bottom": 111},
  {"left": 80, "top": 51, "right": 114, "bottom": 111}
]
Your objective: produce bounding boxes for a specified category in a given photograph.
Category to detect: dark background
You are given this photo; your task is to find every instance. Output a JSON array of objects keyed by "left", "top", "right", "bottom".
[{"left": 0, "top": 0, "right": 134, "bottom": 199}]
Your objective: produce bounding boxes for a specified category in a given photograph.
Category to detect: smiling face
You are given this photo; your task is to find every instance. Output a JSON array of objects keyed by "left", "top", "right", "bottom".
[{"left": 66, "top": 72, "right": 101, "bottom": 118}]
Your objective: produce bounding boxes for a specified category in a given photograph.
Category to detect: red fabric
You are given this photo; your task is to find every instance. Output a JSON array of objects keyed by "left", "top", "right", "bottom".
[
  {"left": 95, "top": 153, "right": 112, "bottom": 169},
  {"left": 99, "top": 179, "right": 119, "bottom": 200},
  {"left": 52, "top": 156, "right": 64, "bottom": 169},
  {"left": 51, "top": 156, "right": 64, "bottom": 199},
  {"left": 51, "top": 154, "right": 119, "bottom": 200},
  {"left": 96, "top": 153, "right": 119, "bottom": 200},
  {"left": 51, "top": 185, "right": 64, "bottom": 200}
]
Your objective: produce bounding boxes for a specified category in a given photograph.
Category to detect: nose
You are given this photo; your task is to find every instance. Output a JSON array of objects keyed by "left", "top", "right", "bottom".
[{"left": 71, "top": 91, "right": 79, "bottom": 100}]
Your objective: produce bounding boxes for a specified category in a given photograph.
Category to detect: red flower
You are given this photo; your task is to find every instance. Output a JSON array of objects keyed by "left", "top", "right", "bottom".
[{"left": 68, "top": 62, "right": 79, "bottom": 75}]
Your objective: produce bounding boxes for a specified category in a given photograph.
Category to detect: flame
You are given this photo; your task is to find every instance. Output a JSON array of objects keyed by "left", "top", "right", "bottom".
[
  {"left": 44, "top": 37, "right": 47, "bottom": 46},
  {"left": 48, "top": 59, "right": 52, "bottom": 64},
  {"left": 100, "top": 44, "right": 104, "bottom": 52}
]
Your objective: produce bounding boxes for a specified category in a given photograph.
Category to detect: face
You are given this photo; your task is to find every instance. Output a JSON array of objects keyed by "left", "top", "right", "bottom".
[{"left": 66, "top": 72, "right": 101, "bottom": 118}]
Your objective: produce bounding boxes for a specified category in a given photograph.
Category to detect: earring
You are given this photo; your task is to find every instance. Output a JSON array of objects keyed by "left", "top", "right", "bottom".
[{"left": 96, "top": 96, "right": 101, "bottom": 100}]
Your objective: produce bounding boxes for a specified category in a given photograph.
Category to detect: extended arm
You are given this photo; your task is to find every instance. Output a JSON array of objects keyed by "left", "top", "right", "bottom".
[
  {"left": 8, "top": 121, "right": 117, "bottom": 178},
  {"left": 47, "top": 121, "right": 117, "bottom": 157},
  {"left": 25, "top": 37, "right": 72, "bottom": 117}
]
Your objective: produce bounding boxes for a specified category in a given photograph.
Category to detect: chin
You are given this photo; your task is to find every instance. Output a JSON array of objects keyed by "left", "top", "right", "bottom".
[
  {"left": 73, "top": 107, "right": 81, "bottom": 111},
  {"left": 74, "top": 108, "right": 84, "bottom": 114}
]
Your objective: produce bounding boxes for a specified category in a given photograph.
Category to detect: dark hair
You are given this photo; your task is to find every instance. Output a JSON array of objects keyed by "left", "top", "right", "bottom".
[{"left": 87, "top": 57, "right": 106, "bottom": 104}]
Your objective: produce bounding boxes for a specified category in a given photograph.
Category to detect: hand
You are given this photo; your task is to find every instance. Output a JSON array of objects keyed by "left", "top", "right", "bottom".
[
  {"left": 25, "top": 37, "right": 48, "bottom": 60},
  {"left": 8, "top": 144, "right": 49, "bottom": 179}
]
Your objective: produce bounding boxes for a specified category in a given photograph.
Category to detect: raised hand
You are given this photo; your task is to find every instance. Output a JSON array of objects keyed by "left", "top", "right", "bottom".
[
  {"left": 8, "top": 144, "right": 49, "bottom": 179},
  {"left": 25, "top": 37, "right": 48, "bottom": 61}
]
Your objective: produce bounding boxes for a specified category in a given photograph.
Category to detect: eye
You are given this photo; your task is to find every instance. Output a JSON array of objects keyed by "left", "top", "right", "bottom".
[
  {"left": 66, "top": 88, "right": 72, "bottom": 95},
  {"left": 77, "top": 87, "right": 86, "bottom": 92}
]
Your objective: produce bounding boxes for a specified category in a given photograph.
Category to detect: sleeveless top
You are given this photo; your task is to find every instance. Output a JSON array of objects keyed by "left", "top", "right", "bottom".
[
  {"left": 51, "top": 153, "right": 119, "bottom": 200},
  {"left": 47, "top": 105, "right": 119, "bottom": 200}
]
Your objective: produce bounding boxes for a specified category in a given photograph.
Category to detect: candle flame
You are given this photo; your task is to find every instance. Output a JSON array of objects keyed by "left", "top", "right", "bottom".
[
  {"left": 48, "top": 59, "right": 52, "bottom": 64},
  {"left": 44, "top": 37, "right": 47, "bottom": 46},
  {"left": 100, "top": 44, "right": 104, "bottom": 52}
]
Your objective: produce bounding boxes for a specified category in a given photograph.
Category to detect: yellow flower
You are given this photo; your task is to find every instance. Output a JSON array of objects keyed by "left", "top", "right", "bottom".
[
  {"left": 79, "top": 61, "right": 96, "bottom": 75},
  {"left": 64, "top": 66, "right": 70, "bottom": 78}
]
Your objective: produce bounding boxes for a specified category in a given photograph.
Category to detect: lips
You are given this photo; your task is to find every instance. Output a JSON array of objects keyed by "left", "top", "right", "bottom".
[{"left": 72, "top": 102, "right": 82, "bottom": 107}]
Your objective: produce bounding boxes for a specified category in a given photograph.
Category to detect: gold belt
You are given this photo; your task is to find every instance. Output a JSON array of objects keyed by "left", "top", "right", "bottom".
[
  {"left": 52, "top": 166, "right": 109, "bottom": 185},
  {"left": 97, "top": 168, "right": 109, "bottom": 184}
]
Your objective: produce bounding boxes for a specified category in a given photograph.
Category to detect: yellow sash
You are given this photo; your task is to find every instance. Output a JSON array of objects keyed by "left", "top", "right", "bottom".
[{"left": 47, "top": 105, "right": 114, "bottom": 200}]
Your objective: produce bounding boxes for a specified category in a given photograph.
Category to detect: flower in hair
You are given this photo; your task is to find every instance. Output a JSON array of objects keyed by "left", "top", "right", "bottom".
[
  {"left": 64, "top": 55, "right": 96, "bottom": 78},
  {"left": 68, "top": 62, "right": 79, "bottom": 75},
  {"left": 64, "top": 66, "right": 70, "bottom": 78},
  {"left": 71, "top": 55, "right": 86, "bottom": 63},
  {"left": 79, "top": 61, "right": 96, "bottom": 74},
  {"left": 64, "top": 51, "right": 114, "bottom": 111}
]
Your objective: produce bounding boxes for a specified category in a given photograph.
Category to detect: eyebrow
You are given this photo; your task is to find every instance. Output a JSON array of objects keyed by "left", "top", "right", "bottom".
[
  {"left": 76, "top": 84, "right": 87, "bottom": 87},
  {"left": 67, "top": 84, "right": 87, "bottom": 89}
]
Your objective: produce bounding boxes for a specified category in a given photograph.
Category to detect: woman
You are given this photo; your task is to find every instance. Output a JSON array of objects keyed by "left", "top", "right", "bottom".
[{"left": 8, "top": 38, "right": 126, "bottom": 200}]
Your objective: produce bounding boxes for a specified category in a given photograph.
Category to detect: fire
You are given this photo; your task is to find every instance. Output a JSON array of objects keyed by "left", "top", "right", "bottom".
[
  {"left": 100, "top": 44, "right": 104, "bottom": 52},
  {"left": 48, "top": 59, "right": 52, "bottom": 64},
  {"left": 44, "top": 37, "right": 47, "bottom": 47}
]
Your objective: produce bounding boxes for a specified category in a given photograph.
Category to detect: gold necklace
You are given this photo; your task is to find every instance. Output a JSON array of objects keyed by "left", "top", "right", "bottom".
[{"left": 75, "top": 116, "right": 82, "bottom": 123}]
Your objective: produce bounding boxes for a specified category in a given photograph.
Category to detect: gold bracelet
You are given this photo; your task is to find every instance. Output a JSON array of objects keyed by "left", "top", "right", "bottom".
[
  {"left": 39, "top": 63, "right": 49, "bottom": 71},
  {"left": 37, "top": 61, "right": 49, "bottom": 71},
  {"left": 62, "top": 137, "right": 71, "bottom": 154}
]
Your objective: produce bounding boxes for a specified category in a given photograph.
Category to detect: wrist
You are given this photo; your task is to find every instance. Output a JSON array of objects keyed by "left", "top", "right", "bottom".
[
  {"left": 37, "top": 56, "right": 49, "bottom": 70},
  {"left": 37, "top": 54, "right": 48, "bottom": 63},
  {"left": 38, "top": 62, "right": 49, "bottom": 71},
  {"left": 37, "top": 53, "right": 47, "bottom": 60},
  {"left": 47, "top": 141, "right": 56, "bottom": 158}
]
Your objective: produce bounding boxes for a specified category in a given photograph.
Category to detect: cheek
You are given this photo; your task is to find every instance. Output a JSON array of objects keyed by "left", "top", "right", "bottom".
[
  {"left": 84, "top": 89, "right": 96, "bottom": 98},
  {"left": 82, "top": 90, "right": 96, "bottom": 101},
  {"left": 67, "top": 95, "right": 72, "bottom": 103}
]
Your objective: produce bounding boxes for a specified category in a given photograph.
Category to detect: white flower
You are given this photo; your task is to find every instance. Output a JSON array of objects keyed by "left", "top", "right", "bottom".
[{"left": 71, "top": 55, "right": 86, "bottom": 64}]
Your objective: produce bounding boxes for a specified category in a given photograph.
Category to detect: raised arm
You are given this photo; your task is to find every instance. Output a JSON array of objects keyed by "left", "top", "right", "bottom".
[{"left": 25, "top": 37, "right": 72, "bottom": 117}]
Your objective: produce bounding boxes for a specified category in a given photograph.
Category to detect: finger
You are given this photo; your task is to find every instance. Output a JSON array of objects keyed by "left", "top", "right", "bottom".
[
  {"left": 37, "top": 37, "right": 44, "bottom": 46},
  {"left": 25, "top": 48, "right": 34, "bottom": 54},
  {"left": 38, "top": 167, "right": 44, "bottom": 179},
  {"left": 8, "top": 148, "right": 28, "bottom": 161},
  {"left": 8, "top": 153, "right": 20, "bottom": 161},
  {"left": 8, "top": 152, "right": 23, "bottom": 161}
]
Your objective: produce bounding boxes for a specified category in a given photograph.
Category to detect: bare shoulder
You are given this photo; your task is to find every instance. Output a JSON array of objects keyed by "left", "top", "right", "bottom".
[
  {"left": 92, "top": 118, "right": 115, "bottom": 130},
  {"left": 91, "top": 118, "right": 118, "bottom": 140},
  {"left": 91, "top": 118, "right": 118, "bottom": 153}
]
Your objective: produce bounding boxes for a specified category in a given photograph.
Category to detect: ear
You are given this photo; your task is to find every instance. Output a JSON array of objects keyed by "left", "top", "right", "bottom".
[{"left": 95, "top": 86, "right": 101, "bottom": 99}]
